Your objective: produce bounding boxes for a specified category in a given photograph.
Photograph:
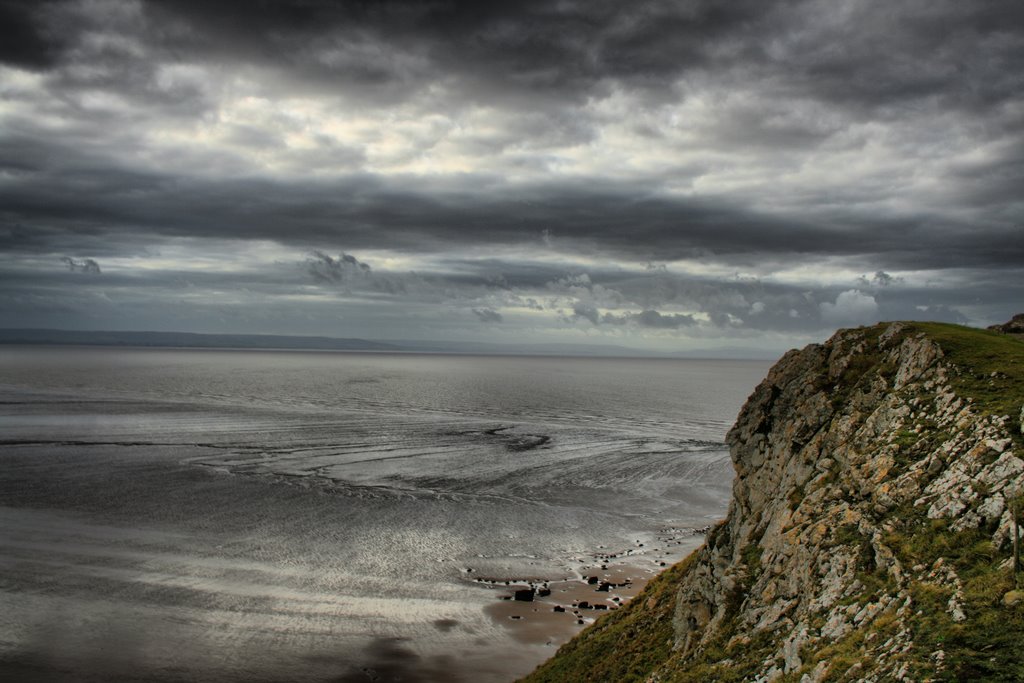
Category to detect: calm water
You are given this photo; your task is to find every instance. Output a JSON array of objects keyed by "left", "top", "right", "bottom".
[{"left": 0, "top": 347, "right": 770, "bottom": 682}]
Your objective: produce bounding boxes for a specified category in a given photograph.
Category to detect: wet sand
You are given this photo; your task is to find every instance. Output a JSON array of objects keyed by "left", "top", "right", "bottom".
[
  {"left": 476, "top": 529, "right": 708, "bottom": 649},
  {"left": 0, "top": 439, "right": 719, "bottom": 683}
]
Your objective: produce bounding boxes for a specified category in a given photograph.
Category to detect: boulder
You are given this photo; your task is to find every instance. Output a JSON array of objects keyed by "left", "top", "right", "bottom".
[{"left": 1003, "top": 590, "right": 1024, "bottom": 607}]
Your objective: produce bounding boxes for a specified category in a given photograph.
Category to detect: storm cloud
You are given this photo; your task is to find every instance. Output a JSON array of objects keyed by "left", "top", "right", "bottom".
[{"left": 0, "top": 0, "right": 1021, "bottom": 353}]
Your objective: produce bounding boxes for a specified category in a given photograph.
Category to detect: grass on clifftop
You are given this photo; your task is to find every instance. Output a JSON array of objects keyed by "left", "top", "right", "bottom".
[{"left": 906, "top": 322, "right": 1024, "bottom": 432}]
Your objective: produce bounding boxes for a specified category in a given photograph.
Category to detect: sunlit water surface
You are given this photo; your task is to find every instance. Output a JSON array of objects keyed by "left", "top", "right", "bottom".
[{"left": 0, "top": 347, "right": 770, "bottom": 682}]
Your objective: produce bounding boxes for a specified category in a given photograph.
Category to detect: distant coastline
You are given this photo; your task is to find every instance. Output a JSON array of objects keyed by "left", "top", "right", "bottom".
[{"left": 0, "top": 328, "right": 781, "bottom": 360}]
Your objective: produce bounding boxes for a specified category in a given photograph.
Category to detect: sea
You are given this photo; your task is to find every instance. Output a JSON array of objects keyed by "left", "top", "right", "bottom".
[{"left": 0, "top": 346, "right": 771, "bottom": 682}]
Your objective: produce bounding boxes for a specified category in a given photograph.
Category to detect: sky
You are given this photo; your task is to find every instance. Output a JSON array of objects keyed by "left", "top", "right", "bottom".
[{"left": 0, "top": 0, "right": 1022, "bottom": 354}]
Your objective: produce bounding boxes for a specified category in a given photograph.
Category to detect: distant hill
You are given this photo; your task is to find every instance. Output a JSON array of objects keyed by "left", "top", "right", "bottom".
[
  {"left": 0, "top": 328, "right": 780, "bottom": 360},
  {"left": 0, "top": 328, "right": 401, "bottom": 352}
]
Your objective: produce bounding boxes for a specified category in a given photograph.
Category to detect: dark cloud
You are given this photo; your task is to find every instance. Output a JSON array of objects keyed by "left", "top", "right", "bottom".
[
  {"left": 3, "top": 142, "right": 1020, "bottom": 271},
  {"left": 2, "top": 0, "right": 1014, "bottom": 121},
  {"left": 0, "top": 1, "right": 60, "bottom": 69},
  {"left": 132, "top": 1, "right": 752, "bottom": 103},
  {"left": 0, "top": 0, "right": 1021, "bottom": 345},
  {"left": 858, "top": 271, "right": 900, "bottom": 288},
  {"left": 0, "top": 2, "right": 1019, "bottom": 274},
  {"left": 305, "top": 251, "right": 371, "bottom": 284},
  {"left": 5, "top": 0, "right": 1012, "bottom": 114},
  {"left": 60, "top": 256, "right": 100, "bottom": 274}
]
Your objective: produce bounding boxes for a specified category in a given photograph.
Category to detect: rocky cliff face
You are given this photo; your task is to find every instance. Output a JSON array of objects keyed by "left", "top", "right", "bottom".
[{"left": 524, "top": 322, "right": 1024, "bottom": 682}]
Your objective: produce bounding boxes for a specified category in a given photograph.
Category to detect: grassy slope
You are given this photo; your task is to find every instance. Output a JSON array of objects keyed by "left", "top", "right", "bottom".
[
  {"left": 520, "top": 323, "right": 1024, "bottom": 683},
  {"left": 910, "top": 322, "right": 1024, "bottom": 449}
]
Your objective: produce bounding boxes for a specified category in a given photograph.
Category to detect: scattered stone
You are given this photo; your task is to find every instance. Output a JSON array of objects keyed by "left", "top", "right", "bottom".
[
  {"left": 514, "top": 588, "right": 535, "bottom": 602},
  {"left": 1003, "top": 590, "right": 1024, "bottom": 607}
]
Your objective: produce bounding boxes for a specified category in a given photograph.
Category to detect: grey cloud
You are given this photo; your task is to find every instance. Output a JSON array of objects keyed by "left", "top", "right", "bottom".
[
  {"left": 305, "top": 251, "right": 371, "bottom": 284},
  {"left": 819, "top": 289, "right": 878, "bottom": 326},
  {"left": 11, "top": 0, "right": 1018, "bottom": 117},
  {"left": 60, "top": 256, "right": 100, "bottom": 274},
  {"left": 874, "top": 271, "right": 895, "bottom": 287},
  {"left": 570, "top": 304, "right": 600, "bottom": 326},
  {"left": 602, "top": 310, "right": 697, "bottom": 329},
  {"left": 2, "top": 242, "right": 1016, "bottom": 344},
  {"left": 1, "top": 0, "right": 1021, "bottom": 276},
  {"left": 471, "top": 308, "right": 503, "bottom": 324},
  {"left": 3, "top": 131, "right": 1019, "bottom": 272},
  {"left": 1, "top": 1, "right": 1022, "bottom": 343},
  {"left": 858, "top": 271, "right": 900, "bottom": 288}
]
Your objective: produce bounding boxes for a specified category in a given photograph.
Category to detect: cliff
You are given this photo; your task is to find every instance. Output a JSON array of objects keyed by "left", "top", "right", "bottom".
[{"left": 523, "top": 321, "right": 1024, "bottom": 682}]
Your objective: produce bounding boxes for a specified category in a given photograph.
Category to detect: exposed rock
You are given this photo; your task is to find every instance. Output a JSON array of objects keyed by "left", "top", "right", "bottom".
[
  {"left": 665, "top": 323, "right": 1023, "bottom": 679},
  {"left": 988, "top": 313, "right": 1024, "bottom": 338},
  {"left": 524, "top": 322, "right": 1024, "bottom": 683},
  {"left": 513, "top": 588, "right": 535, "bottom": 602}
]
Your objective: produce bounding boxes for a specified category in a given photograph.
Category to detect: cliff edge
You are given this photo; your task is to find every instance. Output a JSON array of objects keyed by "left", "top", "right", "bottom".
[{"left": 523, "top": 321, "right": 1024, "bottom": 682}]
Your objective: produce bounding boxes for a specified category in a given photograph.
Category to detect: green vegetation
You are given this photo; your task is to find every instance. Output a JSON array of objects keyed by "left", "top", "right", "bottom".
[
  {"left": 741, "top": 542, "right": 763, "bottom": 576},
  {"left": 832, "top": 523, "right": 862, "bottom": 547},
  {"left": 907, "top": 322, "right": 1024, "bottom": 448},
  {"left": 522, "top": 552, "right": 698, "bottom": 683},
  {"left": 781, "top": 504, "right": 1024, "bottom": 682},
  {"left": 885, "top": 506, "right": 1024, "bottom": 681}
]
